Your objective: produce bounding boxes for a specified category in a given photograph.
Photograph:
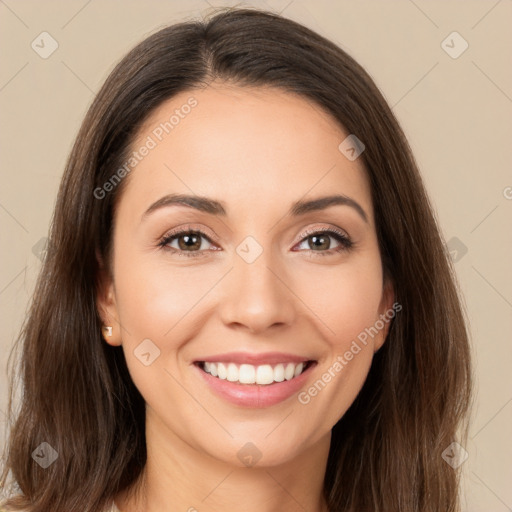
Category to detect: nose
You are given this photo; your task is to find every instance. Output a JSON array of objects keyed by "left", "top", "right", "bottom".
[{"left": 217, "top": 250, "right": 296, "bottom": 335}]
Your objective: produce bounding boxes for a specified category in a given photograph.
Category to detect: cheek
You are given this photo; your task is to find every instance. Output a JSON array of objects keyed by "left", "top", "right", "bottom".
[
  {"left": 113, "top": 249, "right": 213, "bottom": 341},
  {"left": 292, "top": 254, "right": 385, "bottom": 348},
  {"left": 297, "top": 343, "right": 374, "bottom": 436},
  {"left": 112, "top": 250, "right": 227, "bottom": 402},
  {"left": 292, "top": 255, "right": 384, "bottom": 426},
  {"left": 111, "top": 252, "right": 206, "bottom": 417}
]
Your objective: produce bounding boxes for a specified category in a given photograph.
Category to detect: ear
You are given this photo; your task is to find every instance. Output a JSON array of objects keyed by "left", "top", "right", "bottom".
[
  {"left": 374, "top": 276, "right": 396, "bottom": 353},
  {"left": 96, "top": 250, "right": 122, "bottom": 347}
]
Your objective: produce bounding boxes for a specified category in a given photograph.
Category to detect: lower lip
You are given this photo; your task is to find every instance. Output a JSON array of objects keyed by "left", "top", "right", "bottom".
[{"left": 194, "top": 362, "right": 317, "bottom": 408}]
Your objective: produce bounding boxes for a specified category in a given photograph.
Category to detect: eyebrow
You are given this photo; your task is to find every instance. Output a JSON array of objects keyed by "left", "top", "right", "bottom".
[{"left": 142, "top": 193, "right": 369, "bottom": 223}]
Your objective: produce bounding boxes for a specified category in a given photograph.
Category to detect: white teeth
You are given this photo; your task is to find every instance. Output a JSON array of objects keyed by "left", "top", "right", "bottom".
[
  {"left": 256, "top": 365, "right": 274, "bottom": 385},
  {"left": 217, "top": 362, "right": 227, "bottom": 380},
  {"left": 284, "top": 362, "right": 295, "bottom": 380},
  {"left": 273, "top": 363, "right": 285, "bottom": 382},
  {"left": 226, "top": 363, "right": 238, "bottom": 382},
  {"left": 201, "top": 361, "right": 309, "bottom": 385},
  {"left": 239, "top": 364, "right": 256, "bottom": 384}
]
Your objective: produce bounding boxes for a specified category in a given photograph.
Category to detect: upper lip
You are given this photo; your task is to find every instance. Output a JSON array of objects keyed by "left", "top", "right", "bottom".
[{"left": 194, "top": 352, "right": 314, "bottom": 366}]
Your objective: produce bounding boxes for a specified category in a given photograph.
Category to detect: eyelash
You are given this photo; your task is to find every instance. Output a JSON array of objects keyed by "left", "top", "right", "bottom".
[{"left": 158, "top": 225, "right": 354, "bottom": 259}]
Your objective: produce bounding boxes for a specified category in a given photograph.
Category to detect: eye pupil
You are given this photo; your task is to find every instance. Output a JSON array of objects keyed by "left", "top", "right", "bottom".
[
  {"left": 310, "top": 234, "right": 330, "bottom": 251},
  {"left": 178, "top": 232, "right": 201, "bottom": 250}
]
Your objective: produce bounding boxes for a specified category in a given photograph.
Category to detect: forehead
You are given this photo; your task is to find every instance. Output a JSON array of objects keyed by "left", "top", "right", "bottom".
[{"left": 120, "top": 83, "right": 373, "bottom": 224}]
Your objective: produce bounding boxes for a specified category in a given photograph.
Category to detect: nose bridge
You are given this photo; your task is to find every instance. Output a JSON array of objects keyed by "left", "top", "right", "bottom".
[{"left": 218, "top": 236, "right": 296, "bottom": 333}]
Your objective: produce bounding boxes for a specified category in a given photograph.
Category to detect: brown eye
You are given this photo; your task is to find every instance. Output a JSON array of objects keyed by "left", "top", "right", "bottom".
[
  {"left": 294, "top": 228, "right": 353, "bottom": 256},
  {"left": 307, "top": 233, "right": 331, "bottom": 251},
  {"left": 176, "top": 232, "right": 203, "bottom": 251},
  {"left": 159, "top": 229, "right": 215, "bottom": 258}
]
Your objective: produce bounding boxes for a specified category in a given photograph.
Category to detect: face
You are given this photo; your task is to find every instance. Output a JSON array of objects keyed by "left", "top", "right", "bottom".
[{"left": 97, "top": 83, "right": 394, "bottom": 468}]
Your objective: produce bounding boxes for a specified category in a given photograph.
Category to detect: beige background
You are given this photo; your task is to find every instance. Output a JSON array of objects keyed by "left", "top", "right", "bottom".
[{"left": 1, "top": 0, "right": 511, "bottom": 510}]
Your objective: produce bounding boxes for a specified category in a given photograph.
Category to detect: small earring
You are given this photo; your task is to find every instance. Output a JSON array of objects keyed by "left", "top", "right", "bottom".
[{"left": 103, "top": 326, "right": 113, "bottom": 337}]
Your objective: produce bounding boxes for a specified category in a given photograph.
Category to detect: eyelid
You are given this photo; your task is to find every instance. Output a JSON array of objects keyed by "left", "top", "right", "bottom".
[
  {"left": 295, "top": 224, "right": 350, "bottom": 244},
  {"left": 159, "top": 223, "right": 220, "bottom": 244}
]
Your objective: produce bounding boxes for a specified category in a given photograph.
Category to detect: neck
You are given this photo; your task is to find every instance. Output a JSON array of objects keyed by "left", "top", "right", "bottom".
[{"left": 116, "top": 410, "right": 331, "bottom": 512}]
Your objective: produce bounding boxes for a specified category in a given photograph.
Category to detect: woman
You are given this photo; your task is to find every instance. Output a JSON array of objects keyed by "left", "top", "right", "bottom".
[{"left": 1, "top": 7, "right": 472, "bottom": 512}]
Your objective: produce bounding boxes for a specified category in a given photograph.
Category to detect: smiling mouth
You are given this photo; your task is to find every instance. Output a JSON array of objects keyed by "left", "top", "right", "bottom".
[{"left": 194, "top": 360, "right": 316, "bottom": 385}]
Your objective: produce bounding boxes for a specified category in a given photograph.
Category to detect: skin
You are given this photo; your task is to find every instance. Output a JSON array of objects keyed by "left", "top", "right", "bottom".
[{"left": 97, "top": 83, "right": 394, "bottom": 512}]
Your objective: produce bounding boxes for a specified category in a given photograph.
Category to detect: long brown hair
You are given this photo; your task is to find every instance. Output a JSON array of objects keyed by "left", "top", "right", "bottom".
[{"left": 1, "top": 7, "right": 472, "bottom": 512}]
